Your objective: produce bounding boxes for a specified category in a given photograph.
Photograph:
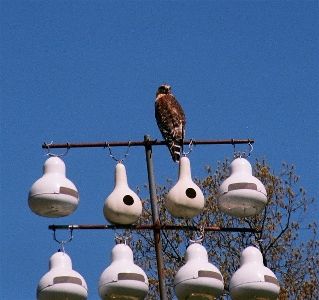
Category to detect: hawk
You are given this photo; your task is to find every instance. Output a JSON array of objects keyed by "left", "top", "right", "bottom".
[{"left": 155, "top": 84, "right": 186, "bottom": 162}]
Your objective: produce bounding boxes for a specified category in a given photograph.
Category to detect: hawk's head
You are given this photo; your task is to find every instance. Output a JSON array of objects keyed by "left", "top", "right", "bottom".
[{"left": 156, "top": 84, "right": 171, "bottom": 97}]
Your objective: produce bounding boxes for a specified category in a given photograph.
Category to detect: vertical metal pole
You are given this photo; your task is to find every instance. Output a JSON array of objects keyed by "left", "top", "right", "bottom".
[{"left": 144, "top": 135, "right": 168, "bottom": 300}]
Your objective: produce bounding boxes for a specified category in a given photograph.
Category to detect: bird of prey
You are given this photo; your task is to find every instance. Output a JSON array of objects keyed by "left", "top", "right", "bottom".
[{"left": 155, "top": 84, "right": 186, "bottom": 162}]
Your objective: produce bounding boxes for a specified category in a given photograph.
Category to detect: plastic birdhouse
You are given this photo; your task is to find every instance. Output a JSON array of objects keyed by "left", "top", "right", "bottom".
[
  {"left": 174, "top": 243, "right": 224, "bottom": 299},
  {"left": 217, "top": 157, "right": 267, "bottom": 217},
  {"left": 37, "top": 251, "right": 88, "bottom": 300},
  {"left": 166, "top": 156, "right": 205, "bottom": 219},
  {"left": 103, "top": 162, "right": 142, "bottom": 225},
  {"left": 98, "top": 243, "right": 149, "bottom": 300},
  {"left": 28, "top": 156, "right": 79, "bottom": 218},
  {"left": 229, "top": 246, "right": 280, "bottom": 300}
]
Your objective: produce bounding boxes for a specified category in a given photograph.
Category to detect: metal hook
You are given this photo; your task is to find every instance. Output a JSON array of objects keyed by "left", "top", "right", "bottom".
[
  {"left": 183, "top": 139, "right": 196, "bottom": 157},
  {"left": 106, "top": 141, "right": 131, "bottom": 163},
  {"left": 248, "top": 141, "right": 253, "bottom": 156},
  {"left": 189, "top": 226, "right": 205, "bottom": 244},
  {"left": 248, "top": 232, "right": 264, "bottom": 250},
  {"left": 53, "top": 228, "right": 74, "bottom": 252},
  {"left": 233, "top": 141, "right": 253, "bottom": 159},
  {"left": 115, "top": 234, "right": 131, "bottom": 245},
  {"left": 44, "top": 141, "right": 70, "bottom": 157}
]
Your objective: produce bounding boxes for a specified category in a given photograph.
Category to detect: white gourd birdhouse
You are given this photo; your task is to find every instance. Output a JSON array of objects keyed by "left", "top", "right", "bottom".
[
  {"left": 165, "top": 156, "right": 204, "bottom": 219},
  {"left": 229, "top": 246, "right": 280, "bottom": 300},
  {"left": 103, "top": 162, "right": 142, "bottom": 225},
  {"left": 98, "top": 244, "right": 149, "bottom": 300},
  {"left": 37, "top": 251, "right": 88, "bottom": 300},
  {"left": 217, "top": 157, "right": 267, "bottom": 217},
  {"left": 174, "top": 243, "right": 224, "bottom": 299},
  {"left": 28, "top": 156, "right": 79, "bottom": 218}
]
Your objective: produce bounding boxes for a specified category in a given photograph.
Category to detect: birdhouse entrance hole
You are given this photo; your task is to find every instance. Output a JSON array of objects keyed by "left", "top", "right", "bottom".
[
  {"left": 123, "top": 195, "right": 134, "bottom": 206},
  {"left": 185, "top": 188, "right": 196, "bottom": 199}
]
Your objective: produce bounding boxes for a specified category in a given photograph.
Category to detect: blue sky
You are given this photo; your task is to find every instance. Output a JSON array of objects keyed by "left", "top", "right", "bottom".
[{"left": 1, "top": 1, "right": 318, "bottom": 299}]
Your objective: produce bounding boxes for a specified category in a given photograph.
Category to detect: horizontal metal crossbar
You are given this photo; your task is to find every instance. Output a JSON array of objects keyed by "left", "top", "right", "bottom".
[
  {"left": 49, "top": 224, "right": 259, "bottom": 233},
  {"left": 42, "top": 139, "right": 254, "bottom": 149}
]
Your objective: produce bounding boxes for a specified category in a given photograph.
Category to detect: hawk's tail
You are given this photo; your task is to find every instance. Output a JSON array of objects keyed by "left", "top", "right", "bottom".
[{"left": 168, "top": 140, "right": 183, "bottom": 163}]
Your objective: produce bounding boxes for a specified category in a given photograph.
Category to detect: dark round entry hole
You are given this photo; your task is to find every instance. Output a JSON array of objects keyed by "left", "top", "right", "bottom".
[
  {"left": 185, "top": 188, "right": 196, "bottom": 199},
  {"left": 123, "top": 195, "right": 134, "bottom": 206}
]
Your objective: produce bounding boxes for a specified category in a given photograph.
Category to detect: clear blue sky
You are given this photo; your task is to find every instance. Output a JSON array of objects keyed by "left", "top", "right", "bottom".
[{"left": 1, "top": 1, "right": 318, "bottom": 299}]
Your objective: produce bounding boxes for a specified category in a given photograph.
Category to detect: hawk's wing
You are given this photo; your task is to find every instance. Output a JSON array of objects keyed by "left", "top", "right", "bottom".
[{"left": 155, "top": 94, "right": 186, "bottom": 162}]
